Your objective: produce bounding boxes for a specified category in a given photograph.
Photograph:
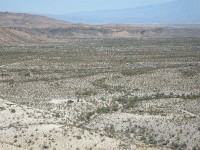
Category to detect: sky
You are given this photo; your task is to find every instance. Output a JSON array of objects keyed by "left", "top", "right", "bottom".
[{"left": 0, "top": 0, "right": 175, "bottom": 14}]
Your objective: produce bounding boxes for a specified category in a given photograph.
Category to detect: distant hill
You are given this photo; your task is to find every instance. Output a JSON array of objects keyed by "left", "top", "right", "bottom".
[
  {"left": 0, "top": 12, "right": 200, "bottom": 44},
  {"left": 48, "top": 0, "right": 200, "bottom": 24},
  {"left": 0, "top": 12, "right": 71, "bottom": 28}
]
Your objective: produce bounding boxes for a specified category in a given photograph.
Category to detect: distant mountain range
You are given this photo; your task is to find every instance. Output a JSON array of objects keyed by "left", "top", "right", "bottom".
[{"left": 46, "top": 0, "right": 200, "bottom": 24}]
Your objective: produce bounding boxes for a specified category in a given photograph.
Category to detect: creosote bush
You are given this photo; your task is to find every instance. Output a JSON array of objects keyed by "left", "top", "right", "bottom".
[
  {"left": 125, "top": 96, "right": 139, "bottom": 108},
  {"left": 96, "top": 106, "right": 118, "bottom": 114},
  {"left": 55, "top": 112, "right": 60, "bottom": 118},
  {"left": 75, "top": 89, "right": 97, "bottom": 96},
  {"left": 10, "top": 109, "right": 16, "bottom": 113}
]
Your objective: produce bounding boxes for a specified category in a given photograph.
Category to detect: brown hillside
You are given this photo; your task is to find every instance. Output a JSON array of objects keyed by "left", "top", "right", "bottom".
[
  {"left": 0, "top": 12, "right": 200, "bottom": 44},
  {"left": 0, "top": 27, "right": 53, "bottom": 44},
  {"left": 0, "top": 12, "right": 71, "bottom": 28}
]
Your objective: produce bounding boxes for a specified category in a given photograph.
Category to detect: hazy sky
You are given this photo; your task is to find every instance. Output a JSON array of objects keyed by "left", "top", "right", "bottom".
[{"left": 0, "top": 0, "right": 175, "bottom": 14}]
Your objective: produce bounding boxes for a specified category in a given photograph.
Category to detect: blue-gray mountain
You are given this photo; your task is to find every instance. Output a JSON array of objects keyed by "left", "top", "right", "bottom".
[{"left": 47, "top": 0, "right": 200, "bottom": 24}]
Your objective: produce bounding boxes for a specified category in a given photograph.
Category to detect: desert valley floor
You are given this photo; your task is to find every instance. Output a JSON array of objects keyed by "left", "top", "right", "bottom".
[{"left": 0, "top": 12, "right": 200, "bottom": 150}]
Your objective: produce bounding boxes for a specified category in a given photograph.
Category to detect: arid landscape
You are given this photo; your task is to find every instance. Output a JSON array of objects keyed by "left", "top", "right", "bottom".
[{"left": 0, "top": 12, "right": 200, "bottom": 150}]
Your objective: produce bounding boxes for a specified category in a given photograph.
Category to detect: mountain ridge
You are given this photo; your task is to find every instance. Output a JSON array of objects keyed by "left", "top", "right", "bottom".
[
  {"left": 47, "top": 0, "right": 200, "bottom": 24},
  {"left": 0, "top": 12, "right": 200, "bottom": 44}
]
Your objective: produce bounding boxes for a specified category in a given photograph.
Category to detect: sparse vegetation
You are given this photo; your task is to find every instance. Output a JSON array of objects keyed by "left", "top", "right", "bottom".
[
  {"left": 121, "top": 69, "right": 138, "bottom": 76},
  {"left": 96, "top": 106, "right": 118, "bottom": 114},
  {"left": 75, "top": 89, "right": 97, "bottom": 96},
  {"left": 96, "top": 107, "right": 110, "bottom": 114},
  {"left": 125, "top": 96, "right": 139, "bottom": 108},
  {"left": 0, "top": 13, "right": 200, "bottom": 150}
]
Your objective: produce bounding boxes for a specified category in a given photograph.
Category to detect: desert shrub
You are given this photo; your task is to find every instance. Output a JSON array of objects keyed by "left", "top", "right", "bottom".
[
  {"left": 140, "top": 136, "right": 146, "bottom": 141},
  {"left": 121, "top": 68, "right": 148, "bottom": 76},
  {"left": 92, "top": 78, "right": 112, "bottom": 91},
  {"left": 181, "top": 93, "right": 200, "bottom": 100},
  {"left": 104, "top": 125, "right": 115, "bottom": 137},
  {"left": 96, "top": 106, "right": 118, "bottom": 114},
  {"left": 114, "top": 85, "right": 126, "bottom": 92},
  {"left": 171, "top": 142, "right": 186, "bottom": 149},
  {"left": 181, "top": 69, "right": 196, "bottom": 77},
  {"left": 121, "top": 69, "right": 136, "bottom": 76},
  {"left": 86, "top": 112, "right": 95, "bottom": 120},
  {"left": 0, "top": 107, "right": 5, "bottom": 111},
  {"left": 154, "top": 92, "right": 165, "bottom": 99},
  {"left": 96, "top": 107, "right": 110, "bottom": 114},
  {"left": 42, "top": 143, "right": 49, "bottom": 149},
  {"left": 75, "top": 89, "right": 97, "bottom": 96},
  {"left": 115, "top": 96, "right": 127, "bottom": 105},
  {"left": 76, "top": 135, "right": 82, "bottom": 139},
  {"left": 9, "top": 79, "right": 15, "bottom": 84},
  {"left": 92, "top": 78, "right": 106, "bottom": 86},
  {"left": 10, "top": 109, "right": 16, "bottom": 113},
  {"left": 111, "top": 105, "right": 118, "bottom": 112},
  {"left": 125, "top": 96, "right": 139, "bottom": 108},
  {"left": 55, "top": 112, "right": 60, "bottom": 118},
  {"left": 99, "top": 83, "right": 111, "bottom": 90}
]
